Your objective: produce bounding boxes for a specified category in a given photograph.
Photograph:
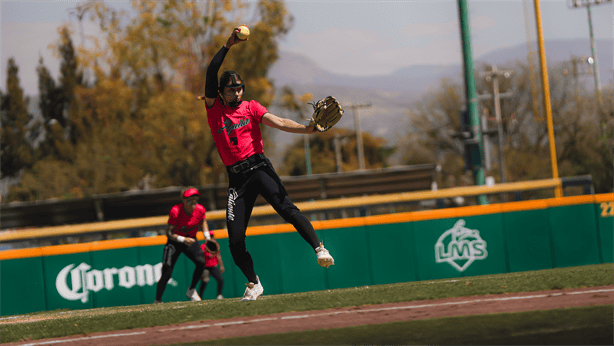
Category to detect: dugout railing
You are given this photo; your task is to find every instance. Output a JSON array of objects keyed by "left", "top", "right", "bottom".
[{"left": 0, "top": 164, "right": 437, "bottom": 230}]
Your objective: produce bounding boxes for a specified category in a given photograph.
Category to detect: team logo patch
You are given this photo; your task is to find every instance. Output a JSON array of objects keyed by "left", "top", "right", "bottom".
[
  {"left": 219, "top": 116, "right": 249, "bottom": 135},
  {"left": 435, "top": 219, "right": 488, "bottom": 272}
]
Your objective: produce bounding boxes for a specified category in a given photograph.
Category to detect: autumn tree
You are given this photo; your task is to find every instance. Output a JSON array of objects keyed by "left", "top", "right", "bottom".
[
  {"left": 72, "top": 0, "right": 293, "bottom": 189},
  {"left": 400, "top": 78, "right": 467, "bottom": 188},
  {"left": 7, "top": 26, "right": 88, "bottom": 201},
  {"left": 280, "top": 128, "right": 392, "bottom": 176},
  {"left": 36, "top": 57, "right": 72, "bottom": 161},
  {"left": 402, "top": 61, "right": 613, "bottom": 194},
  {"left": 5, "top": 0, "right": 295, "bottom": 202},
  {"left": 475, "top": 61, "right": 613, "bottom": 193},
  {"left": 1, "top": 58, "right": 34, "bottom": 178},
  {"left": 55, "top": 25, "right": 86, "bottom": 148}
]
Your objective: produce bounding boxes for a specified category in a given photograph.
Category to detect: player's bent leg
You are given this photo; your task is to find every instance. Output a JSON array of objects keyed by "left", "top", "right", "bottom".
[
  {"left": 198, "top": 268, "right": 210, "bottom": 298},
  {"left": 258, "top": 167, "right": 334, "bottom": 268},
  {"left": 226, "top": 179, "right": 260, "bottom": 284},
  {"left": 154, "top": 243, "right": 180, "bottom": 302},
  {"left": 257, "top": 169, "right": 320, "bottom": 248},
  {"left": 210, "top": 266, "right": 224, "bottom": 298},
  {"left": 228, "top": 237, "right": 258, "bottom": 283},
  {"left": 155, "top": 265, "right": 173, "bottom": 302},
  {"left": 183, "top": 242, "right": 205, "bottom": 302},
  {"left": 287, "top": 212, "right": 320, "bottom": 248}
]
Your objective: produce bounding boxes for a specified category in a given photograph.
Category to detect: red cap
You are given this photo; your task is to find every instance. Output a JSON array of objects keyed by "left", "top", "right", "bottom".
[{"left": 182, "top": 188, "right": 200, "bottom": 198}]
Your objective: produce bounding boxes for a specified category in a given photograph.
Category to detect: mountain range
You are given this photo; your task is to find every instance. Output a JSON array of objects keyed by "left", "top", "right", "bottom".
[
  {"left": 269, "top": 38, "right": 612, "bottom": 95},
  {"left": 22, "top": 39, "right": 612, "bottom": 165},
  {"left": 265, "top": 38, "right": 612, "bottom": 165}
]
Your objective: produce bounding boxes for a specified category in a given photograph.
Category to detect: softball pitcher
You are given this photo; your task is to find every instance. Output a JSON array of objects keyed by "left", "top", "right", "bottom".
[{"left": 197, "top": 26, "right": 334, "bottom": 301}]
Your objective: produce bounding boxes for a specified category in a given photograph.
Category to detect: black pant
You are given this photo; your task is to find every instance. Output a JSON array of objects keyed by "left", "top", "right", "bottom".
[
  {"left": 226, "top": 155, "right": 320, "bottom": 283},
  {"left": 155, "top": 240, "right": 206, "bottom": 301},
  {"left": 198, "top": 266, "right": 224, "bottom": 297}
]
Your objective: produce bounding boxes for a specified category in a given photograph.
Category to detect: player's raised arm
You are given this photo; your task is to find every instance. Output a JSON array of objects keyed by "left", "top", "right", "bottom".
[
  {"left": 261, "top": 112, "right": 318, "bottom": 134},
  {"left": 197, "top": 26, "right": 247, "bottom": 107}
]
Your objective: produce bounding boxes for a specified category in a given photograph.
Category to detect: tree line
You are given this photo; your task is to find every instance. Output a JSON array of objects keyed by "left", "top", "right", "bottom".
[
  {"left": 1, "top": 0, "right": 394, "bottom": 204},
  {"left": 2, "top": 0, "right": 611, "bottom": 204},
  {"left": 2, "top": 0, "right": 296, "bottom": 202},
  {"left": 400, "top": 62, "right": 613, "bottom": 196}
]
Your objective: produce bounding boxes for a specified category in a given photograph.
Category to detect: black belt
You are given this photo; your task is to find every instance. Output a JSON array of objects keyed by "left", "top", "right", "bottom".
[{"left": 227, "top": 154, "right": 267, "bottom": 174}]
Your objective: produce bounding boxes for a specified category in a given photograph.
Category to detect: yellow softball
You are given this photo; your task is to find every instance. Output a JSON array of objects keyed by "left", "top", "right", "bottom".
[{"left": 237, "top": 25, "right": 250, "bottom": 40}]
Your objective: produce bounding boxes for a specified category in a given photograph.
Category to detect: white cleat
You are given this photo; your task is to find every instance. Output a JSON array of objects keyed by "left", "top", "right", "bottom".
[
  {"left": 241, "top": 276, "right": 264, "bottom": 301},
  {"left": 315, "top": 242, "right": 334, "bottom": 268},
  {"left": 186, "top": 288, "right": 201, "bottom": 302},
  {"left": 217, "top": 294, "right": 224, "bottom": 300}
]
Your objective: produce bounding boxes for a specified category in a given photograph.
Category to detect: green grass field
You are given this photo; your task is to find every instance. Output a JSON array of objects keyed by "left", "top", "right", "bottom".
[{"left": 2, "top": 263, "right": 612, "bottom": 344}]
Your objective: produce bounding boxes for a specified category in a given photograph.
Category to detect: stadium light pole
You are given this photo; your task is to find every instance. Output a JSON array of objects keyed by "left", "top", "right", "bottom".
[{"left": 568, "top": 0, "right": 611, "bottom": 105}]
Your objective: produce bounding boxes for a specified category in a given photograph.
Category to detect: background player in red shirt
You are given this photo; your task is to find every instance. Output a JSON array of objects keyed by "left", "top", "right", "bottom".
[
  {"left": 197, "top": 27, "right": 334, "bottom": 302},
  {"left": 154, "top": 187, "right": 211, "bottom": 303},
  {"left": 198, "top": 232, "right": 225, "bottom": 300}
]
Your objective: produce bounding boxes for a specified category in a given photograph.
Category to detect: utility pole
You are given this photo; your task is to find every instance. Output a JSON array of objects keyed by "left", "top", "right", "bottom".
[
  {"left": 347, "top": 103, "right": 372, "bottom": 170},
  {"left": 304, "top": 134, "right": 312, "bottom": 175},
  {"left": 457, "top": 0, "right": 487, "bottom": 205},
  {"left": 333, "top": 132, "right": 351, "bottom": 173},
  {"left": 477, "top": 108, "right": 502, "bottom": 171},
  {"left": 481, "top": 112, "right": 492, "bottom": 170},
  {"left": 334, "top": 133, "right": 342, "bottom": 173},
  {"left": 569, "top": 0, "right": 611, "bottom": 105},
  {"left": 479, "top": 65, "right": 513, "bottom": 185}
]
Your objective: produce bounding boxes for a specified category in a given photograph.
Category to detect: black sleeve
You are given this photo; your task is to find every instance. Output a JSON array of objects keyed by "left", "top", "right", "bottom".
[{"left": 205, "top": 46, "right": 229, "bottom": 98}]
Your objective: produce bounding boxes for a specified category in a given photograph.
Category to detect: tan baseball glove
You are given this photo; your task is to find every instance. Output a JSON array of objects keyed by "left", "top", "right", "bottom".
[{"left": 308, "top": 96, "right": 344, "bottom": 132}]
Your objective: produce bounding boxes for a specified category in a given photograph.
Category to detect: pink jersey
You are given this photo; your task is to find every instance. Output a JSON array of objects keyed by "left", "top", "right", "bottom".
[
  {"left": 206, "top": 97, "right": 268, "bottom": 166},
  {"left": 201, "top": 244, "right": 219, "bottom": 267},
  {"left": 168, "top": 204, "right": 206, "bottom": 238}
]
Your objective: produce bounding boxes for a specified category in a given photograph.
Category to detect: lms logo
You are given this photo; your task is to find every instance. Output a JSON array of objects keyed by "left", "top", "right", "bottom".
[{"left": 435, "top": 219, "right": 488, "bottom": 272}]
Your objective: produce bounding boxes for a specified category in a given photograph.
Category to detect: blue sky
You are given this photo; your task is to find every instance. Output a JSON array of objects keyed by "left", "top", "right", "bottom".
[{"left": 2, "top": 0, "right": 612, "bottom": 96}]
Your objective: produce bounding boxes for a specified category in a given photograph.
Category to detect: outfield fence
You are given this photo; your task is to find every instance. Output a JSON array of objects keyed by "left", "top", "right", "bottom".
[
  {"left": 0, "top": 178, "right": 564, "bottom": 248},
  {"left": 0, "top": 191, "right": 611, "bottom": 316}
]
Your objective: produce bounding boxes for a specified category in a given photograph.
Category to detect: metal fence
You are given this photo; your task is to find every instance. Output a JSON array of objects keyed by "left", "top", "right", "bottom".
[{"left": 1, "top": 175, "right": 595, "bottom": 250}]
